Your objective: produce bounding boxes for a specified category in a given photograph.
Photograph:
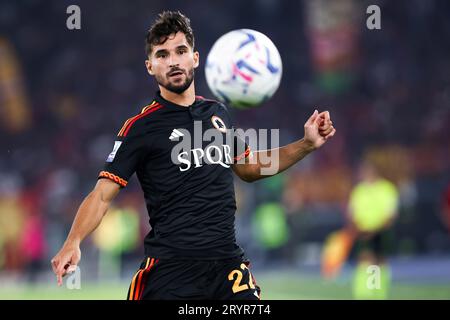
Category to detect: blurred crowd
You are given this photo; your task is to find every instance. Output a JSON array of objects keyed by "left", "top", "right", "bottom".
[{"left": 0, "top": 0, "right": 449, "bottom": 280}]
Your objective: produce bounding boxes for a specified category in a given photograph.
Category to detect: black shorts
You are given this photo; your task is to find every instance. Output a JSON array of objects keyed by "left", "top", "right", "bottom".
[
  {"left": 353, "top": 229, "right": 393, "bottom": 257},
  {"left": 127, "top": 256, "right": 261, "bottom": 300}
]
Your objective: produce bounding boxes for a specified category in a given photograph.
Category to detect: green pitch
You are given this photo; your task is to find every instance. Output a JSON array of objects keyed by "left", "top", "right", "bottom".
[{"left": 1, "top": 273, "right": 449, "bottom": 300}]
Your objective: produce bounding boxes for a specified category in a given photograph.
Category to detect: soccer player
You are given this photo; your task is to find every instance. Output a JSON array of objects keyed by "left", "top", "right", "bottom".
[
  {"left": 347, "top": 161, "right": 399, "bottom": 299},
  {"left": 51, "top": 11, "right": 336, "bottom": 300}
]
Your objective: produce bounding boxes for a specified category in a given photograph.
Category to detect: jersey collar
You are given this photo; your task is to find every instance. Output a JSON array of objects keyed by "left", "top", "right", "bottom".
[{"left": 155, "top": 91, "right": 201, "bottom": 110}]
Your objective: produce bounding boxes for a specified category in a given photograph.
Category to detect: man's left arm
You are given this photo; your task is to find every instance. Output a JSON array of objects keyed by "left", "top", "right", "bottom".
[{"left": 232, "top": 110, "right": 336, "bottom": 182}]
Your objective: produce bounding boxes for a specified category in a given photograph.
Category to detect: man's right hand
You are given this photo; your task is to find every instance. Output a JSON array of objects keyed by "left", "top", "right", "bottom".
[
  {"left": 51, "top": 243, "right": 81, "bottom": 286},
  {"left": 49, "top": 179, "right": 121, "bottom": 286}
]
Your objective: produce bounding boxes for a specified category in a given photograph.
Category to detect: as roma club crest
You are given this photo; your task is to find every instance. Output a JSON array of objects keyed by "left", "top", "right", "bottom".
[{"left": 211, "top": 116, "right": 227, "bottom": 133}]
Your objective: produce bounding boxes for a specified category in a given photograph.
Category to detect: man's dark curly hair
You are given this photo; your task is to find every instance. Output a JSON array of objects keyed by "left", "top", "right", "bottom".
[{"left": 145, "top": 11, "right": 195, "bottom": 56}]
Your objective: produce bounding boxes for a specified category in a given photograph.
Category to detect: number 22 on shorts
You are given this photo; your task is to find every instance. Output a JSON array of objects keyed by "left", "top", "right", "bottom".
[{"left": 228, "top": 263, "right": 256, "bottom": 293}]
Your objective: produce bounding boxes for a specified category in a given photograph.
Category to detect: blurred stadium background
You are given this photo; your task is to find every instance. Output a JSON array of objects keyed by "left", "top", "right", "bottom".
[{"left": 0, "top": 0, "right": 449, "bottom": 299}]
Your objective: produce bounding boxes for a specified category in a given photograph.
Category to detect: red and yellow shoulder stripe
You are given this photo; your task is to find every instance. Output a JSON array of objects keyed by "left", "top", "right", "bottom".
[{"left": 117, "top": 101, "right": 163, "bottom": 137}]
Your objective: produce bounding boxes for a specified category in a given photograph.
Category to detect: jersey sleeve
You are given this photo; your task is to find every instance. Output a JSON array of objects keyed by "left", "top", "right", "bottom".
[
  {"left": 219, "top": 103, "right": 252, "bottom": 164},
  {"left": 98, "top": 129, "right": 148, "bottom": 188}
]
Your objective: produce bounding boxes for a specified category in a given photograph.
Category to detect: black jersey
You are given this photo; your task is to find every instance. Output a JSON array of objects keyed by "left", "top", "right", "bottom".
[{"left": 99, "top": 92, "right": 251, "bottom": 259}]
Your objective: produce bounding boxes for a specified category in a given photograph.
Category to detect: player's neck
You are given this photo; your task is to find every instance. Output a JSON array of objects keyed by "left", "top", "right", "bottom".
[{"left": 160, "top": 84, "right": 196, "bottom": 107}]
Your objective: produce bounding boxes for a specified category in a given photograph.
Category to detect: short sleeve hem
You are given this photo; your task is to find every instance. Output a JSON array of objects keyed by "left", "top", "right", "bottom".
[{"left": 98, "top": 171, "right": 128, "bottom": 188}]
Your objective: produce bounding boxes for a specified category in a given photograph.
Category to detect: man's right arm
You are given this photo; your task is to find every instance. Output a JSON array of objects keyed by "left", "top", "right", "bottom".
[{"left": 51, "top": 178, "right": 120, "bottom": 285}]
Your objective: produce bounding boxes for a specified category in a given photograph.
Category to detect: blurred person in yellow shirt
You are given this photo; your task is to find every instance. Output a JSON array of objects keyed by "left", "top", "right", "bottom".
[{"left": 347, "top": 160, "right": 399, "bottom": 300}]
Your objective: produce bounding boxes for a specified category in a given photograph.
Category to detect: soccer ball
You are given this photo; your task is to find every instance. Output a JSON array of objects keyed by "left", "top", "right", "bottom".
[{"left": 205, "top": 29, "right": 283, "bottom": 109}]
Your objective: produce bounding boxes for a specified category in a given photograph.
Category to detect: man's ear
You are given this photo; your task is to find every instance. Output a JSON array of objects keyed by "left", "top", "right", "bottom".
[
  {"left": 145, "top": 59, "right": 154, "bottom": 75},
  {"left": 193, "top": 51, "right": 200, "bottom": 69}
]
